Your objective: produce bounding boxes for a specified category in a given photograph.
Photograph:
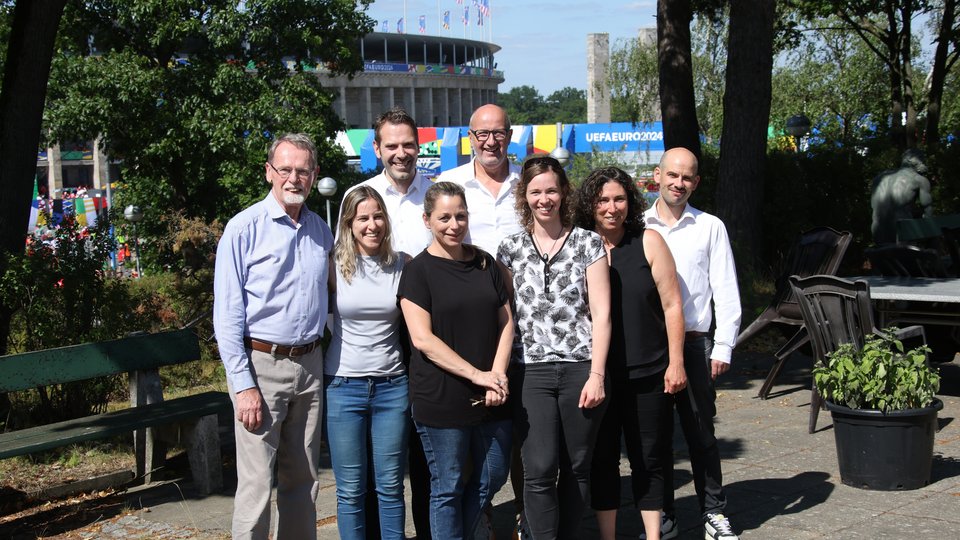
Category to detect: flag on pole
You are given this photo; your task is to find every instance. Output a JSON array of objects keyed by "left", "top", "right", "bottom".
[
  {"left": 397, "top": 17, "right": 404, "bottom": 33},
  {"left": 419, "top": 15, "right": 426, "bottom": 34},
  {"left": 27, "top": 177, "right": 39, "bottom": 233},
  {"left": 479, "top": 0, "right": 490, "bottom": 16},
  {"left": 443, "top": 10, "right": 450, "bottom": 29},
  {"left": 381, "top": 19, "right": 388, "bottom": 32},
  {"left": 74, "top": 198, "right": 88, "bottom": 227},
  {"left": 84, "top": 197, "right": 98, "bottom": 227},
  {"left": 477, "top": 7, "right": 483, "bottom": 26},
  {"left": 462, "top": 6, "right": 468, "bottom": 25},
  {"left": 456, "top": 0, "right": 463, "bottom": 4}
]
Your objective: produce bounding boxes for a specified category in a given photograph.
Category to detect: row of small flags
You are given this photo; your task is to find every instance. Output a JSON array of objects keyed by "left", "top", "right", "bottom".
[{"left": 381, "top": 0, "right": 490, "bottom": 34}]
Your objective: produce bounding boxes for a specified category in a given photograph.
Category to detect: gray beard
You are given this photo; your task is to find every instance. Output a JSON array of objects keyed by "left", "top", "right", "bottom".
[{"left": 283, "top": 193, "right": 306, "bottom": 205}]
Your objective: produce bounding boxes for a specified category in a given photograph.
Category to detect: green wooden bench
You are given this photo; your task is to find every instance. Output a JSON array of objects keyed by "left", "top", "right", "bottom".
[{"left": 0, "top": 329, "right": 232, "bottom": 495}]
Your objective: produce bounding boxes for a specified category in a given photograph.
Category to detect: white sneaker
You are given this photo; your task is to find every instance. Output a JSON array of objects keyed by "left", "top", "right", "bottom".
[
  {"left": 704, "top": 513, "right": 739, "bottom": 540},
  {"left": 639, "top": 511, "right": 678, "bottom": 540}
]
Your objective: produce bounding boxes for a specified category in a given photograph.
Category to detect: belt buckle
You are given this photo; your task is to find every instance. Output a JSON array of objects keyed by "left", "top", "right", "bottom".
[{"left": 270, "top": 343, "right": 278, "bottom": 357}]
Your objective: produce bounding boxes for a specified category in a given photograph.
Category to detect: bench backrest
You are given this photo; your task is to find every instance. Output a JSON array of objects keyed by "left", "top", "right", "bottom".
[{"left": 0, "top": 329, "right": 201, "bottom": 393}]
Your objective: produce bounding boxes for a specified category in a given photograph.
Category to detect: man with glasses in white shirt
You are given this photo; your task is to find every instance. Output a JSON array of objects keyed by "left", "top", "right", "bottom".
[
  {"left": 437, "top": 103, "right": 523, "bottom": 255},
  {"left": 214, "top": 133, "right": 334, "bottom": 539},
  {"left": 642, "top": 147, "right": 742, "bottom": 540}
]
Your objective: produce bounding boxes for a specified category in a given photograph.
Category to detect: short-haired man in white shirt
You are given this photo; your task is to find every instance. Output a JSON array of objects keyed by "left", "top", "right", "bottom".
[
  {"left": 344, "top": 107, "right": 434, "bottom": 255},
  {"left": 437, "top": 103, "right": 523, "bottom": 255},
  {"left": 642, "top": 147, "right": 742, "bottom": 540},
  {"left": 339, "top": 107, "right": 434, "bottom": 539}
]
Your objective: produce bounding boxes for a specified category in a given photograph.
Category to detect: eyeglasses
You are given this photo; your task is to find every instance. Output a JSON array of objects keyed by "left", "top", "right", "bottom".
[
  {"left": 470, "top": 129, "right": 509, "bottom": 142},
  {"left": 267, "top": 161, "right": 314, "bottom": 180}
]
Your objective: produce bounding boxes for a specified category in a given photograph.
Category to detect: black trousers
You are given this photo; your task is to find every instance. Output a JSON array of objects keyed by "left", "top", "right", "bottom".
[
  {"left": 663, "top": 337, "right": 727, "bottom": 518},
  {"left": 590, "top": 368, "right": 671, "bottom": 511}
]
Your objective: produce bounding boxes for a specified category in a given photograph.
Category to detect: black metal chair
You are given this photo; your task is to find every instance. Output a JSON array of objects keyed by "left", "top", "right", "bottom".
[
  {"left": 737, "top": 227, "right": 853, "bottom": 399},
  {"left": 788, "top": 275, "right": 926, "bottom": 433}
]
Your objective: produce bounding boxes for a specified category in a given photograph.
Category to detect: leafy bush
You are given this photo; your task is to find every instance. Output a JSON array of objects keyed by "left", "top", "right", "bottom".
[{"left": 813, "top": 330, "right": 940, "bottom": 412}]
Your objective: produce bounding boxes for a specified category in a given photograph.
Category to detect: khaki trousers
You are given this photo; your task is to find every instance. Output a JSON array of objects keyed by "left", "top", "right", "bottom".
[{"left": 229, "top": 346, "right": 324, "bottom": 540}]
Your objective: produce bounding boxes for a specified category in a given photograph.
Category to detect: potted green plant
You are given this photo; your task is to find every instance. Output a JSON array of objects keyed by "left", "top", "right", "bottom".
[{"left": 813, "top": 329, "right": 942, "bottom": 490}]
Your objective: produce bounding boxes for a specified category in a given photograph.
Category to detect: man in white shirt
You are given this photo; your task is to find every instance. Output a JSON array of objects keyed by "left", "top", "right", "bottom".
[
  {"left": 344, "top": 107, "right": 434, "bottom": 256},
  {"left": 643, "top": 147, "right": 742, "bottom": 540},
  {"left": 341, "top": 107, "right": 435, "bottom": 540},
  {"left": 437, "top": 103, "right": 523, "bottom": 254}
]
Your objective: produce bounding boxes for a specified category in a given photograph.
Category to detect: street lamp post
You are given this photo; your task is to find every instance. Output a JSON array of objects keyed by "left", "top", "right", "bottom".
[
  {"left": 316, "top": 177, "right": 338, "bottom": 225},
  {"left": 123, "top": 204, "right": 144, "bottom": 278},
  {"left": 549, "top": 122, "right": 572, "bottom": 167}
]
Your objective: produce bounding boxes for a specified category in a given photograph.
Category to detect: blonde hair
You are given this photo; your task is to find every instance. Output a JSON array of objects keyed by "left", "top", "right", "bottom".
[{"left": 334, "top": 186, "right": 397, "bottom": 283}]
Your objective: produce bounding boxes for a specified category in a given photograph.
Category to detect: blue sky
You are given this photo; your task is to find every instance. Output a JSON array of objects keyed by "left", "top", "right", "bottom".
[{"left": 366, "top": 1, "right": 658, "bottom": 95}]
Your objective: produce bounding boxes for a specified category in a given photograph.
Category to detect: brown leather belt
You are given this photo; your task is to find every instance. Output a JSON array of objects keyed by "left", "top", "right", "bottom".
[
  {"left": 244, "top": 337, "right": 320, "bottom": 357},
  {"left": 685, "top": 331, "right": 710, "bottom": 341}
]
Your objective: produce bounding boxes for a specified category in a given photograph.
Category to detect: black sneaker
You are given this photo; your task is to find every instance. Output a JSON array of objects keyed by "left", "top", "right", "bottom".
[
  {"left": 639, "top": 512, "right": 678, "bottom": 540},
  {"left": 704, "top": 513, "right": 739, "bottom": 540}
]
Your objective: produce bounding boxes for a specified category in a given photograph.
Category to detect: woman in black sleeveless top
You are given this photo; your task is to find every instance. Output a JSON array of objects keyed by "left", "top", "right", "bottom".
[{"left": 575, "top": 167, "right": 687, "bottom": 540}]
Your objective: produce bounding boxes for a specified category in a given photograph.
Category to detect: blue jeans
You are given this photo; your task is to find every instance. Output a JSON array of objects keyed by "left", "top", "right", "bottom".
[
  {"left": 415, "top": 418, "right": 512, "bottom": 540},
  {"left": 324, "top": 374, "right": 410, "bottom": 540}
]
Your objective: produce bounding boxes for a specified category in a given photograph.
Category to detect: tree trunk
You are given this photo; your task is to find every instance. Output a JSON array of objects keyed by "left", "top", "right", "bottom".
[
  {"left": 925, "top": 0, "right": 955, "bottom": 154},
  {"left": 656, "top": 0, "right": 701, "bottom": 159},
  {"left": 0, "top": 0, "right": 68, "bottom": 355},
  {"left": 900, "top": 4, "right": 917, "bottom": 149},
  {"left": 715, "top": 0, "right": 775, "bottom": 267},
  {"left": 883, "top": 3, "right": 907, "bottom": 150}
]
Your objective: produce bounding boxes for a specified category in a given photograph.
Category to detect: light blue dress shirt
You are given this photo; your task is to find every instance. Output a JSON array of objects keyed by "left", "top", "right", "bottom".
[{"left": 214, "top": 194, "right": 334, "bottom": 392}]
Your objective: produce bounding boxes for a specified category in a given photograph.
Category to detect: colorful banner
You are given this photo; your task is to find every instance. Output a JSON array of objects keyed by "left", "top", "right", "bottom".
[
  {"left": 27, "top": 177, "right": 38, "bottom": 233},
  {"left": 419, "top": 15, "right": 426, "bottom": 34},
  {"left": 462, "top": 7, "right": 468, "bottom": 25}
]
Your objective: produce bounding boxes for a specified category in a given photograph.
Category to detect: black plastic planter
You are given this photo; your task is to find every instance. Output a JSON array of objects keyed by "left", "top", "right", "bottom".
[{"left": 825, "top": 398, "right": 943, "bottom": 490}]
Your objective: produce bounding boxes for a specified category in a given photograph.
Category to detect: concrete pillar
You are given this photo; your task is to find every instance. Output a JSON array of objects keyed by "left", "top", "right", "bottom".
[
  {"left": 48, "top": 144, "right": 63, "bottom": 197},
  {"left": 457, "top": 88, "right": 464, "bottom": 126},
  {"left": 365, "top": 87, "right": 373, "bottom": 128},
  {"left": 388, "top": 87, "right": 395, "bottom": 109},
  {"left": 426, "top": 87, "right": 435, "bottom": 126},
  {"left": 409, "top": 86, "right": 417, "bottom": 121},
  {"left": 339, "top": 85, "right": 348, "bottom": 124},
  {"left": 92, "top": 137, "right": 107, "bottom": 190},
  {"left": 587, "top": 33, "right": 611, "bottom": 123},
  {"left": 443, "top": 88, "right": 450, "bottom": 127}
]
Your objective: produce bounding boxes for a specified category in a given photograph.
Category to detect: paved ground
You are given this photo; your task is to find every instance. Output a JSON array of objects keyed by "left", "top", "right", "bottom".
[{"left": 5, "top": 349, "right": 960, "bottom": 539}]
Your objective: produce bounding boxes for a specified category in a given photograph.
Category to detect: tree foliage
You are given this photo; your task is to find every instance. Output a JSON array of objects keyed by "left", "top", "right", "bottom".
[
  {"left": 770, "top": 16, "right": 890, "bottom": 145},
  {"left": 610, "top": 15, "right": 726, "bottom": 142},
  {"left": 43, "top": 0, "right": 375, "bottom": 235},
  {"left": 498, "top": 85, "right": 586, "bottom": 125}
]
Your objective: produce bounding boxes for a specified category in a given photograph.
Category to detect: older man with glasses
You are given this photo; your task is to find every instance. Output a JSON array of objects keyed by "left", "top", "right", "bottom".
[
  {"left": 214, "top": 133, "right": 334, "bottom": 539},
  {"left": 437, "top": 103, "right": 523, "bottom": 256}
]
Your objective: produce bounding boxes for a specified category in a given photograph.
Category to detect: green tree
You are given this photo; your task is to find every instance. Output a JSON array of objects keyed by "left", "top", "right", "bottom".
[
  {"left": 769, "top": 19, "right": 889, "bottom": 145},
  {"left": 789, "top": 0, "right": 940, "bottom": 150},
  {"left": 43, "top": 0, "right": 374, "bottom": 236},
  {"left": 498, "top": 84, "right": 545, "bottom": 125},
  {"left": 544, "top": 87, "right": 586, "bottom": 124},
  {"left": 609, "top": 15, "right": 726, "bottom": 141}
]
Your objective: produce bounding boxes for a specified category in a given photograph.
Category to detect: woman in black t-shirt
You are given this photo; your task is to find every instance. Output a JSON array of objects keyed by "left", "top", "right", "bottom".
[
  {"left": 575, "top": 167, "right": 687, "bottom": 540},
  {"left": 397, "top": 181, "right": 514, "bottom": 540}
]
